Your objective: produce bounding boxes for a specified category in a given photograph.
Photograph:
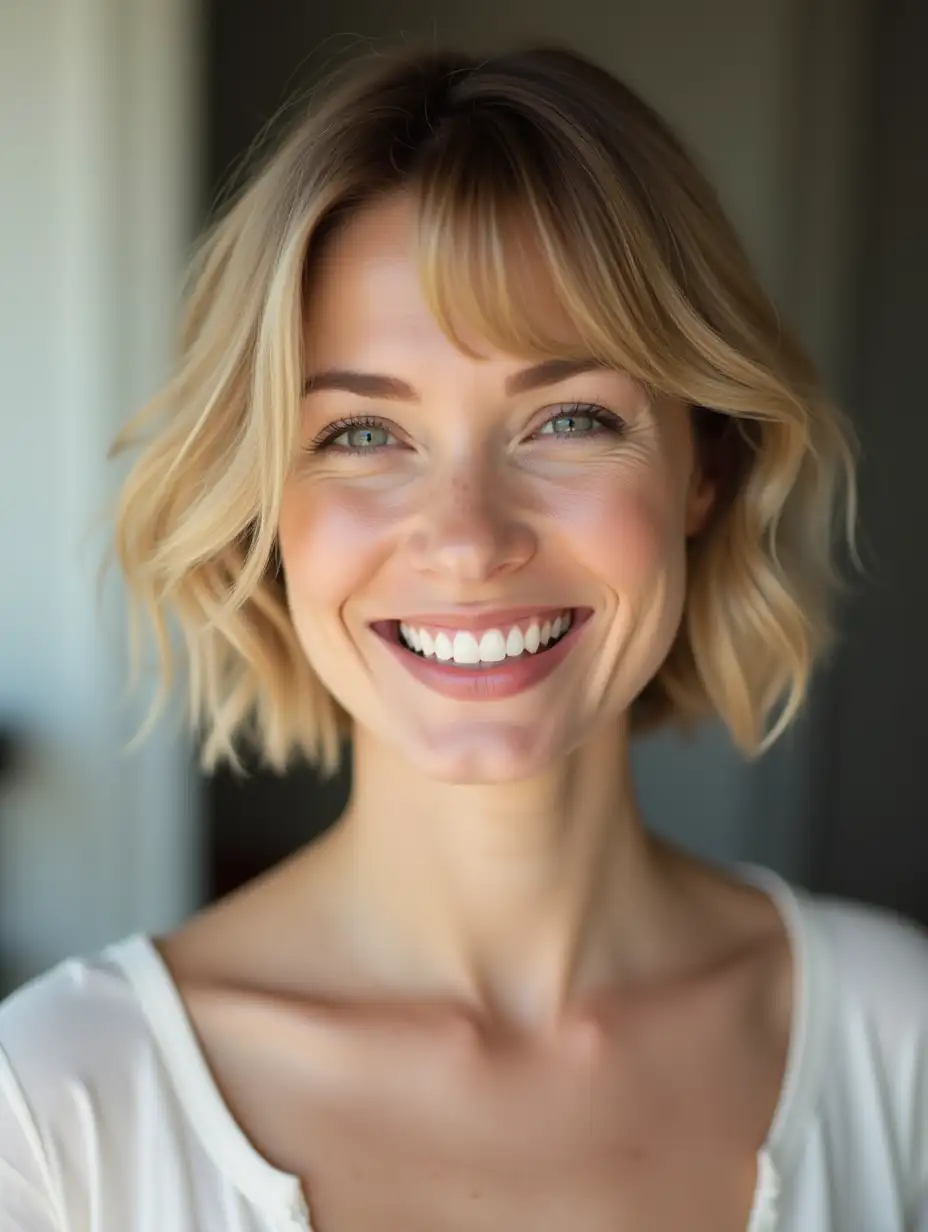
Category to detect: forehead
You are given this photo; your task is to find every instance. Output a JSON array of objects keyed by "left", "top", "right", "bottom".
[{"left": 302, "top": 193, "right": 583, "bottom": 368}]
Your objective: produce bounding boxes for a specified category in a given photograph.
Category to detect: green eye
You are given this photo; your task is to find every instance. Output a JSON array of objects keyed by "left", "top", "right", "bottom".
[
  {"left": 332, "top": 424, "right": 394, "bottom": 450},
  {"left": 534, "top": 403, "right": 626, "bottom": 441},
  {"left": 309, "top": 415, "right": 403, "bottom": 455},
  {"left": 539, "top": 411, "right": 598, "bottom": 436}
]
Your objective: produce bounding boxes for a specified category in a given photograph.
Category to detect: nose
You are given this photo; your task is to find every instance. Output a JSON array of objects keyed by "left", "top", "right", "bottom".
[{"left": 405, "top": 463, "right": 536, "bottom": 584}]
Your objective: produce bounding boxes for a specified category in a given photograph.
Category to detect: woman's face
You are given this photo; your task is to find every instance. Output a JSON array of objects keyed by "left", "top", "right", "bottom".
[{"left": 278, "top": 194, "right": 713, "bottom": 783}]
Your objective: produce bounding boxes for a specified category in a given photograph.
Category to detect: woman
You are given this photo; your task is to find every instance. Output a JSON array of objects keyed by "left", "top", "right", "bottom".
[{"left": 2, "top": 42, "right": 926, "bottom": 1232}]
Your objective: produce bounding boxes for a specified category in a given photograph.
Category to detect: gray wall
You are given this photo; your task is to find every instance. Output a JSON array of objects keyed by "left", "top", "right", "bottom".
[
  {"left": 0, "top": 0, "right": 203, "bottom": 991},
  {"left": 810, "top": 0, "right": 928, "bottom": 921}
]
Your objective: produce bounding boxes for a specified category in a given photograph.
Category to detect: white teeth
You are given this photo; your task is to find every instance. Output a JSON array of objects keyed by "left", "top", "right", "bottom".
[
  {"left": 434, "top": 631, "right": 454, "bottom": 661},
  {"left": 399, "top": 622, "right": 421, "bottom": 652},
  {"left": 505, "top": 626, "right": 525, "bottom": 657},
  {"left": 398, "top": 611, "right": 573, "bottom": 663},
  {"left": 478, "top": 629, "right": 507, "bottom": 662},
  {"left": 452, "top": 631, "right": 480, "bottom": 665}
]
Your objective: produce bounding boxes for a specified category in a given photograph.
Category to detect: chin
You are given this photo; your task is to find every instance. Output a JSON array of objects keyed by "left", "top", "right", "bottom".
[{"left": 400, "top": 720, "right": 576, "bottom": 785}]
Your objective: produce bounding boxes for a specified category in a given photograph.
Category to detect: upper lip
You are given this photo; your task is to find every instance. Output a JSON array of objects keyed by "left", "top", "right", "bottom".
[{"left": 378, "top": 606, "right": 583, "bottom": 634}]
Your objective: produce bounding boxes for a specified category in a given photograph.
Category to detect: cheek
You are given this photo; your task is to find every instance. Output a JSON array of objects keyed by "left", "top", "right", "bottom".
[
  {"left": 545, "top": 466, "right": 685, "bottom": 590},
  {"left": 277, "top": 481, "right": 396, "bottom": 624}
]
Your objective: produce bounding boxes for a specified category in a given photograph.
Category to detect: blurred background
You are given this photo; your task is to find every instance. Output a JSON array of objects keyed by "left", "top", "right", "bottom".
[{"left": 1, "top": 0, "right": 925, "bottom": 995}]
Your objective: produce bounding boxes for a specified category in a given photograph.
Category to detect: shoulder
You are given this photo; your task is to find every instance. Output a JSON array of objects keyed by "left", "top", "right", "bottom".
[
  {"left": 0, "top": 939, "right": 154, "bottom": 1103},
  {"left": 803, "top": 890, "right": 928, "bottom": 1102},
  {"left": 796, "top": 889, "right": 928, "bottom": 1195},
  {"left": 0, "top": 939, "right": 173, "bottom": 1223},
  {"left": 802, "top": 890, "right": 928, "bottom": 1028}
]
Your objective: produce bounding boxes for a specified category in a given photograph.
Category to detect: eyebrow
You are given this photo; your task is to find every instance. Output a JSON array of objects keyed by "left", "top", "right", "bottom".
[{"left": 301, "top": 357, "right": 607, "bottom": 400}]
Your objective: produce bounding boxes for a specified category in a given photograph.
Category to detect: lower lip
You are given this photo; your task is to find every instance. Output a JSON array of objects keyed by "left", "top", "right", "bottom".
[{"left": 374, "top": 613, "right": 590, "bottom": 701}]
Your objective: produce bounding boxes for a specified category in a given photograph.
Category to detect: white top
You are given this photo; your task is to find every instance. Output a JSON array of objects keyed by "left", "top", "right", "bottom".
[{"left": 2, "top": 866, "right": 928, "bottom": 1231}]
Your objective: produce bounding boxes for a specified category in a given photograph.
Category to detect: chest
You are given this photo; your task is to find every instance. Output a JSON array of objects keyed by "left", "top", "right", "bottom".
[
  {"left": 290, "top": 1102, "right": 764, "bottom": 1232},
  {"left": 181, "top": 950, "right": 788, "bottom": 1232},
  {"left": 226, "top": 1021, "right": 780, "bottom": 1232}
]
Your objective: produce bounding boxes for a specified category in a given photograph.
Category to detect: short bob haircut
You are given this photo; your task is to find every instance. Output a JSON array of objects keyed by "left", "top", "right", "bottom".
[{"left": 112, "top": 43, "right": 857, "bottom": 776}]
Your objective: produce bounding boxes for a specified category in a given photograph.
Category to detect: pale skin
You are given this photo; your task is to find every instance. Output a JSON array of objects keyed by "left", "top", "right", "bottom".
[{"left": 159, "top": 194, "right": 793, "bottom": 1230}]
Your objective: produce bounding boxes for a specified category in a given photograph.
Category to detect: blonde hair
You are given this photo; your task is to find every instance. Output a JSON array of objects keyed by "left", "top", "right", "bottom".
[{"left": 112, "top": 43, "right": 857, "bottom": 774}]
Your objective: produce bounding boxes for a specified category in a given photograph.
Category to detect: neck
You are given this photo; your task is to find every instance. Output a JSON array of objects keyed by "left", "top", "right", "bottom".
[{"left": 323, "top": 716, "right": 673, "bottom": 1027}]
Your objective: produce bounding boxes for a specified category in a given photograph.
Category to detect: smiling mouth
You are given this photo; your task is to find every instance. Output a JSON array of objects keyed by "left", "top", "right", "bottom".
[{"left": 388, "top": 609, "right": 578, "bottom": 669}]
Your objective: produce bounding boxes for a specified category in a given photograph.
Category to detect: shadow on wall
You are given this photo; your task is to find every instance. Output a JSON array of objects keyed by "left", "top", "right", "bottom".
[
  {"left": 0, "top": 723, "right": 26, "bottom": 993},
  {"left": 208, "top": 753, "right": 352, "bottom": 901},
  {"left": 0, "top": 726, "right": 17, "bottom": 784}
]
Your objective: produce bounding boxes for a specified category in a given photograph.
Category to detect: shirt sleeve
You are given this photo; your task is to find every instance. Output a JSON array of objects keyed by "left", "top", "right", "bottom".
[{"left": 0, "top": 1044, "right": 64, "bottom": 1231}]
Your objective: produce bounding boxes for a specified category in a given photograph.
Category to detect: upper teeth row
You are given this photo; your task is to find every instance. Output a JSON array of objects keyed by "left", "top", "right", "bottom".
[{"left": 399, "top": 613, "right": 572, "bottom": 665}]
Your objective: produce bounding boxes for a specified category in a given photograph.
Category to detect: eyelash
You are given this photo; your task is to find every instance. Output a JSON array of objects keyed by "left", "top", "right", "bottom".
[{"left": 308, "top": 404, "right": 627, "bottom": 456}]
